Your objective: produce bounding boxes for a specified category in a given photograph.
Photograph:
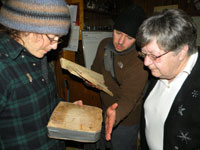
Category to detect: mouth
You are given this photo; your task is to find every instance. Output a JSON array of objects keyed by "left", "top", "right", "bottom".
[
  {"left": 40, "top": 49, "right": 49, "bottom": 55},
  {"left": 43, "top": 48, "right": 51, "bottom": 52},
  {"left": 42, "top": 50, "right": 48, "bottom": 53},
  {"left": 116, "top": 45, "right": 123, "bottom": 50},
  {"left": 149, "top": 67, "right": 155, "bottom": 71},
  {"left": 148, "top": 67, "right": 156, "bottom": 72}
]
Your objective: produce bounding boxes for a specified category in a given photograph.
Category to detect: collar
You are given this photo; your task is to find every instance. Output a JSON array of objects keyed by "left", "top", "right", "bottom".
[
  {"left": 0, "top": 33, "right": 25, "bottom": 60},
  {"left": 182, "top": 51, "right": 198, "bottom": 74},
  {"left": 160, "top": 51, "right": 198, "bottom": 86}
]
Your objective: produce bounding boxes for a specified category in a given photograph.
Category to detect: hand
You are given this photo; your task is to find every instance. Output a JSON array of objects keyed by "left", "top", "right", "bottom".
[
  {"left": 84, "top": 79, "right": 96, "bottom": 88},
  {"left": 105, "top": 103, "right": 118, "bottom": 141},
  {"left": 84, "top": 79, "right": 102, "bottom": 90},
  {"left": 73, "top": 100, "right": 83, "bottom": 106}
]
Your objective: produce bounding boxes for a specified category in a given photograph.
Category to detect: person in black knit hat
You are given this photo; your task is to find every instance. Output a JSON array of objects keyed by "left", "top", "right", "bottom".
[
  {"left": 84, "top": 5, "right": 148, "bottom": 150},
  {"left": 113, "top": 6, "right": 146, "bottom": 39}
]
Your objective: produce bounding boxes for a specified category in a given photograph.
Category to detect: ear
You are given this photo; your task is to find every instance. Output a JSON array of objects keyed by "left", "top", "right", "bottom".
[{"left": 178, "top": 44, "right": 189, "bottom": 61}]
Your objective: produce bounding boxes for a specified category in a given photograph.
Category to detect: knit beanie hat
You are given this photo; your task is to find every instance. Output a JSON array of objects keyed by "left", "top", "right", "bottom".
[
  {"left": 0, "top": 0, "right": 71, "bottom": 35},
  {"left": 113, "top": 6, "right": 146, "bottom": 38}
]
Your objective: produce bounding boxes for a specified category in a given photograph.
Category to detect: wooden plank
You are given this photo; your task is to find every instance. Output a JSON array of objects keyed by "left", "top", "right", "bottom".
[{"left": 60, "top": 58, "right": 113, "bottom": 96}]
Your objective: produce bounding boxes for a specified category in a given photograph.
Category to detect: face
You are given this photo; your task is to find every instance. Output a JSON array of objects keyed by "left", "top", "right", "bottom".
[
  {"left": 21, "top": 33, "right": 61, "bottom": 58},
  {"left": 113, "top": 29, "right": 136, "bottom": 52},
  {"left": 141, "top": 39, "right": 189, "bottom": 81}
]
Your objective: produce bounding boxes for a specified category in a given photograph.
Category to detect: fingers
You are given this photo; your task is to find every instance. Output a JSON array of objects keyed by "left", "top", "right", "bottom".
[
  {"left": 111, "top": 103, "right": 118, "bottom": 110},
  {"left": 84, "top": 80, "right": 94, "bottom": 87},
  {"left": 84, "top": 80, "right": 102, "bottom": 90},
  {"left": 73, "top": 100, "right": 83, "bottom": 106},
  {"left": 105, "top": 113, "right": 114, "bottom": 141},
  {"left": 105, "top": 119, "right": 112, "bottom": 140},
  {"left": 105, "top": 103, "right": 118, "bottom": 141}
]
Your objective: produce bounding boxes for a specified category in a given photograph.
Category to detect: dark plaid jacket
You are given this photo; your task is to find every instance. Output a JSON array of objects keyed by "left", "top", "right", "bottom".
[{"left": 0, "top": 33, "right": 65, "bottom": 150}]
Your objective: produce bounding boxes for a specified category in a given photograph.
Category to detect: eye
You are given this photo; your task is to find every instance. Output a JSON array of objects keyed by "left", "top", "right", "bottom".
[
  {"left": 150, "top": 54, "right": 157, "bottom": 60},
  {"left": 127, "top": 36, "right": 133, "bottom": 40}
]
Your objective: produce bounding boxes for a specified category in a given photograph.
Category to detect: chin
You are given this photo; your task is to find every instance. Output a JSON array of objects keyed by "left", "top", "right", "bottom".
[
  {"left": 151, "top": 71, "right": 161, "bottom": 78},
  {"left": 38, "top": 55, "right": 45, "bottom": 58},
  {"left": 34, "top": 53, "right": 45, "bottom": 58},
  {"left": 115, "top": 48, "right": 125, "bottom": 52}
]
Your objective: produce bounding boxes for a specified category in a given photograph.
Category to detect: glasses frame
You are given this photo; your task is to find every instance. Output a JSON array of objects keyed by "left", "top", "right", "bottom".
[
  {"left": 138, "top": 51, "right": 169, "bottom": 61},
  {"left": 46, "top": 34, "right": 63, "bottom": 44}
]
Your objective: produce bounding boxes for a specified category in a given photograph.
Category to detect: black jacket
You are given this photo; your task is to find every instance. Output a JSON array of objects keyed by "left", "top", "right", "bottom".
[{"left": 140, "top": 51, "right": 200, "bottom": 150}]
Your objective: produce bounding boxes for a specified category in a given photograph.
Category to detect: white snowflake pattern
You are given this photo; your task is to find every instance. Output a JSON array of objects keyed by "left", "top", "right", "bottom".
[
  {"left": 177, "top": 131, "right": 191, "bottom": 144},
  {"left": 192, "top": 90, "right": 199, "bottom": 98},
  {"left": 174, "top": 146, "right": 179, "bottom": 150},
  {"left": 177, "top": 105, "right": 186, "bottom": 116}
]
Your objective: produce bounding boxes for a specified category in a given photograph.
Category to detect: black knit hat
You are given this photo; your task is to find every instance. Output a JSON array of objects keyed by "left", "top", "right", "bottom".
[{"left": 113, "top": 5, "right": 146, "bottom": 38}]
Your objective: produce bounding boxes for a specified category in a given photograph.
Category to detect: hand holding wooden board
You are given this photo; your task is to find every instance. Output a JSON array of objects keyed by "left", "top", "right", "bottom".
[{"left": 60, "top": 58, "right": 113, "bottom": 96}]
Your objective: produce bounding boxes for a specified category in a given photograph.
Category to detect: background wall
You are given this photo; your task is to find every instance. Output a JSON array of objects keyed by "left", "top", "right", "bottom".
[
  {"left": 118, "top": 0, "right": 199, "bottom": 16},
  {"left": 56, "top": 0, "right": 200, "bottom": 108}
]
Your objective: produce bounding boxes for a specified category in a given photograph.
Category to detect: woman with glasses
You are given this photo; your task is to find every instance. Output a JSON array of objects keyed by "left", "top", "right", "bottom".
[
  {"left": 0, "top": 0, "right": 82, "bottom": 150},
  {"left": 136, "top": 8, "right": 199, "bottom": 150}
]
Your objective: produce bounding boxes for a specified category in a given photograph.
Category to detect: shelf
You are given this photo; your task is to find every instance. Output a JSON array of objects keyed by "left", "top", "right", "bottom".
[{"left": 84, "top": 8, "right": 117, "bottom": 16}]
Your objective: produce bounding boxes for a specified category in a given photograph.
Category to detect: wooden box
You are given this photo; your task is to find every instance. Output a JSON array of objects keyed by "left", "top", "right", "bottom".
[{"left": 47, "top": 101, "right": 102, "bottom": 142}]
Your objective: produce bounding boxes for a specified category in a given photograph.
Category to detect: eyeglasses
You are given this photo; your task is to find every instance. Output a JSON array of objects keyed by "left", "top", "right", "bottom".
[
  {"left": 138, "top": 51, "right": 169, "bottom": 61},
  {"left": 45, "top": 34, "right": 63, "bottom": 44}
]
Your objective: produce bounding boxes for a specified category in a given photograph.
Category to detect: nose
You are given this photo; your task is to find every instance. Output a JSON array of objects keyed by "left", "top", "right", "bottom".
[
  {"left": 118, "top": 35, "right": 125, "bottom": 45},
  {"left": 144, "top": 56, "right": 153, "bottom": 66}
]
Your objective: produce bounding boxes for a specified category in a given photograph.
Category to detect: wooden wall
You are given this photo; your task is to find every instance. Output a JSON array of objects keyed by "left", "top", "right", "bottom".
[
  {"left": 55, "top": 0, "right": 200, "bottom": 108},
  {"left": 119, "top": 0, "right": 200, "bottom": 16},
  {"left": 83, "top": 0, "right": 200, "bottom": 32}
]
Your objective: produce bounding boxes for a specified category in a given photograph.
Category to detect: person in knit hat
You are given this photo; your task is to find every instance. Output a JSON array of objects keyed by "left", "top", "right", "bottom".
[
  {"left": 84, "top": 5, "right": 148, "bottom": 150},
  {"left": 0, "top": 0, "right": 82, "bottom": 149}
]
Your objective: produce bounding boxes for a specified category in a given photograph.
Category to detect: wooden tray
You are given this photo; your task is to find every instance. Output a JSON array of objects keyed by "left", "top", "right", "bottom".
[{"left": 47, "top": 101, "right": 102, "bottom": 142}]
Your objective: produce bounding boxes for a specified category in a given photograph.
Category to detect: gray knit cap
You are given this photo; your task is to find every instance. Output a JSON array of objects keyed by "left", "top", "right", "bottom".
[{"left": 0, "top": 0, "right": 71, "bottom": 35}]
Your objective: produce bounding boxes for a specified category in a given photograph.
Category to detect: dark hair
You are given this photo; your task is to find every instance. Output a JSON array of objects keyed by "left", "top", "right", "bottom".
[
  {"left": 136, "top": 9, "right": 197, "bottom": 55},
  {"left": 0, "top": 24, "right": 23, "bottom": 41}
]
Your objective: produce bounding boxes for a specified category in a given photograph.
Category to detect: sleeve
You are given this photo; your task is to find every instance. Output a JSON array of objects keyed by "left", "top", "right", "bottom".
[
  {"left": 0, "top": 67, "right": 11, "bottom": 112},
  {"left": 140, "top": 103, "right": 150, "bottom": 150},
  {"left": 114, "top": 61, "right": 148, "bottom": 125},
  {"left": 91, "top": 38, "right": 111, "bottom": 73}
]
